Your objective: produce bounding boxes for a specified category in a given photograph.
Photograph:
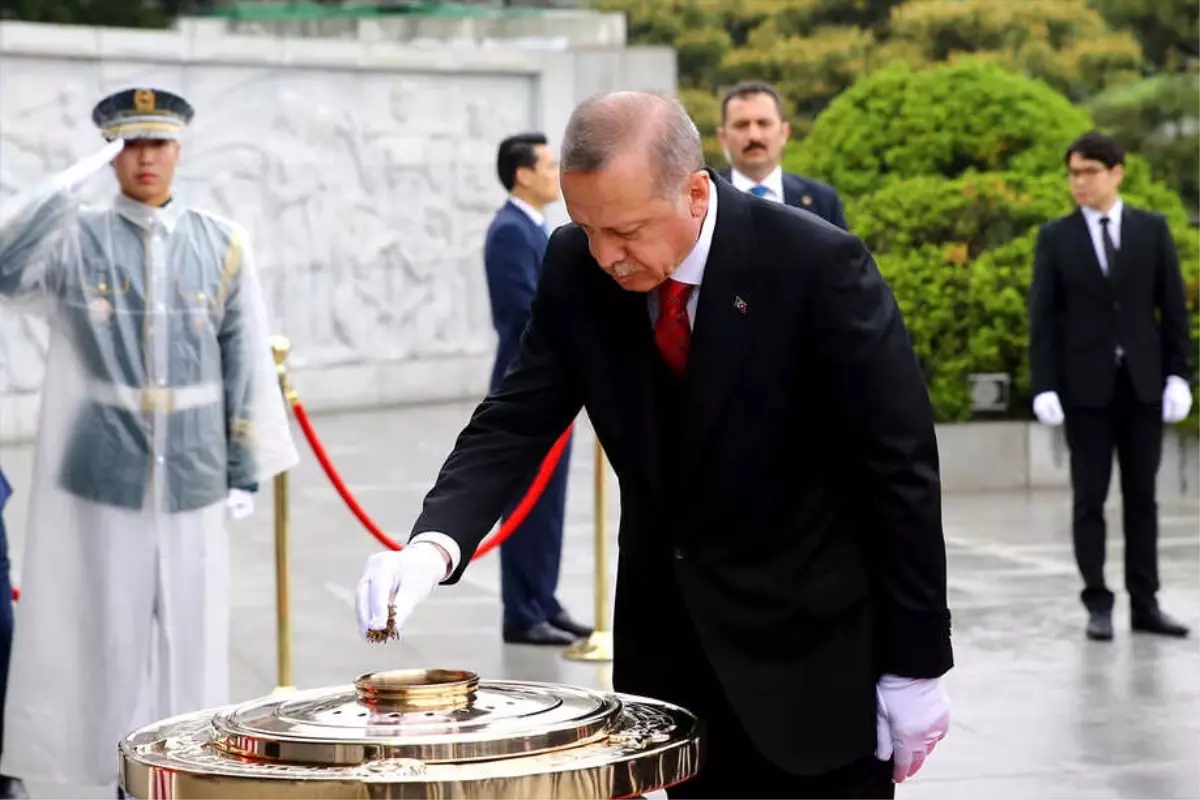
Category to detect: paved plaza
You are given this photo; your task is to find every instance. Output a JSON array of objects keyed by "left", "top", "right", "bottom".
[{"left": 2, "top": 400, "right": 1198, "bottom": 799}]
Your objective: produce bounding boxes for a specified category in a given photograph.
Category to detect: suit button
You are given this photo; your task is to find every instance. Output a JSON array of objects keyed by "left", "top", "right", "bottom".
[
  {"left": 1113, "top": 302, "right": 1120, "bottom": 311},
  {"left": 673, "top": 547, "right": 687, "bottom": 561}
]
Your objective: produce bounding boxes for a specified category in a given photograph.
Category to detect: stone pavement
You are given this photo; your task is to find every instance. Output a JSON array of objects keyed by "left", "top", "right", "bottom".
[{"left": 2, "top": 401, "right": 1198, "bottom": 799}]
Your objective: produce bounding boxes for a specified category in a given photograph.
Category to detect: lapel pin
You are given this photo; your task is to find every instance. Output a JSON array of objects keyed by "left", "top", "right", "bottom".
[
  {"left": 733, "top": 296, "right": 748, "bottom": 314},
  {"left": 801, "top": 194, "right": 813, "bottom": 206}
]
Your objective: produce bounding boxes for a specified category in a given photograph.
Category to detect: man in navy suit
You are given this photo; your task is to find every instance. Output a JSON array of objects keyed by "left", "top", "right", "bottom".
[
  {"left": 717, "top": 81, "right": 847, "bottom": 230},
  {"left": 477, "top": 132, "right": 592, "bottom": 645},
  {"left": 0, "top": 469, "right": 28, "bottom": 799}
]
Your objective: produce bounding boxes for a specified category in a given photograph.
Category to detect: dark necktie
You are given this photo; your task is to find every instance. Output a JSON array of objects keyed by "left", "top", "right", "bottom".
[
  {"left": 655, "top": 278, "right": 693, "bottom": 377},
  {"left": 1099, "top": 216, "right": 1117, "bottom": 275}
]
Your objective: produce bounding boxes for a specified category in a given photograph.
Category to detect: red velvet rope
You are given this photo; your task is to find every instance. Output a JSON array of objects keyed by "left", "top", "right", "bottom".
[
  {"left": 290, "top": 400, "right": 572, "bottom": 561},
  {"left": 6, "top": 406, "right": 572, "bottom": 603}
]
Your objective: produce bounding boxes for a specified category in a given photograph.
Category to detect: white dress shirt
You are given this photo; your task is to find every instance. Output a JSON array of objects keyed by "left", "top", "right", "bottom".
[
  {"left": 648, "top": 173, "right": 718, "bottom": 328},
  {"left": 729, "top": 165, "right": 784, "bottom": 204},
  {"left": 413, "top": 175, "right": 720, "bottom": 575},
  {"left": 507, "top": 195, "right": 547, "bottom": 232},
  {"left": 1079, "top": 197, "right": 1123, "bottom": 275}
]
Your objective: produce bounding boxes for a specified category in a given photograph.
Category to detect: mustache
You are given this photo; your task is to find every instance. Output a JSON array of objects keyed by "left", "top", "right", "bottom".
[{"left": 743, "top": 142, "right": 767, "bottom": 153}]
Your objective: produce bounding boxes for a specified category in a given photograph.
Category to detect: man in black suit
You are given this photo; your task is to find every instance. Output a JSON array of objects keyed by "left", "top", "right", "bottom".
[
  {"left": 716, "top": 80, "right": 847, "bottom": 230},
  {"left": 356, "top": 91, "right": 953, "bottom": 798},
  {"left": 1029, "top": 131, "right": 1193, "bottom": 642}
]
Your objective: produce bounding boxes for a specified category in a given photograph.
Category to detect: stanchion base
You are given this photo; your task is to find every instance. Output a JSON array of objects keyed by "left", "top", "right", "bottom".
[
  {"left": 563, "top": 630, "right": 614, "bottom": 663},
  {"left": 271, "top": 685, "right": 298, "bottom": 697}
]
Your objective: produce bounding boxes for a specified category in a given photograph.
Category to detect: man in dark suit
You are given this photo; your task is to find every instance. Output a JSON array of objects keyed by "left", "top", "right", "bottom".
[
  {"left": 716, "top": 80, "right": 847, "bottom": 230},
  {"left": 0, "top": 468, "right": 29, "bottom": 800},
  {"left": 1028, "top": 130, "right": 1193, "bottom": 642},
  {"left": 476, "top": 132, "right": 591, "bottom": 646},
  {"left": 357, "top": 92, "right": 953, "bottom": 798}
]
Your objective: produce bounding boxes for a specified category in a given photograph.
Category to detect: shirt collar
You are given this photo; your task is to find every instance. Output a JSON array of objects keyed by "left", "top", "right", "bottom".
[
  {"left": 114, "top": 192, "right": 184, "bottom": 235},
  {"left": 508, "top": 195, "right": 546, "bottom": 229},
  {"left": 1080, "top": 196, "right": 1123, "bottom": 224},
  {"left": 729, "top": 165, "right": 784, "bottom": 202},
  {"left": 669, "top": 173, "right": 717, "bottom": 287}
]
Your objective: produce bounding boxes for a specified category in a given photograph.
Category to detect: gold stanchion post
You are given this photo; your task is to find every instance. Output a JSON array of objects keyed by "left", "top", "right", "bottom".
[
  {"left": 270, "top": 335, "right": 297, "bottom": 693},
  {"left": 564, "top": 436, "right": 614, "bottom": 662}
]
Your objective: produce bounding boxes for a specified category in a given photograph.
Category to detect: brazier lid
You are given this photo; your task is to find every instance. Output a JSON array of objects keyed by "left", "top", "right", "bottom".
[{"left": 119, "top": 668, "right": 700, "bottom": 799}]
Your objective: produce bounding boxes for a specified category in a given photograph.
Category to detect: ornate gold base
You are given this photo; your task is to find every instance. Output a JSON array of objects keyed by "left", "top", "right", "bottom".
[{"left": 563, "top": 630, "right": 613, "bottom": 662}]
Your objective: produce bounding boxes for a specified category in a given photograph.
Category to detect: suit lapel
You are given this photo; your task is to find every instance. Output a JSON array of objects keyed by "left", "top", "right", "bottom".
[
  {"left": 1069, "top": 210, "right": 1111, "bottom": 292},
  {"left": 607, "top": 282, "right": 665, "bottom": 498},
  {"left": 1109, "top": 207, "right": 1139, "bottom": 287},
  {"left": 680, "top": 175, "right": 760, "bottom": 476},
  {"left": 781, "top": 172, "right": 800, "bottom": 207}
]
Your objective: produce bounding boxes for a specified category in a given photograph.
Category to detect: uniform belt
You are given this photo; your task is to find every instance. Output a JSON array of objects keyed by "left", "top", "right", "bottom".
[{"left": 89, "top": 382, "right": 222, "bottom": 413}]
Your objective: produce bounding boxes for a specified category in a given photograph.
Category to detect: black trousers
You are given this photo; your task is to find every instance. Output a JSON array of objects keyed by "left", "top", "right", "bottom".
[{"left": 1064, "top": 364, "right": 1163, "bottom": 614}]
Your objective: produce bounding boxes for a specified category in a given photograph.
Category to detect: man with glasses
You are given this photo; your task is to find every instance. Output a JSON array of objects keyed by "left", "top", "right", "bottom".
[{"left": 1028, "top": 130, "right": 1193, "bottom": 641}]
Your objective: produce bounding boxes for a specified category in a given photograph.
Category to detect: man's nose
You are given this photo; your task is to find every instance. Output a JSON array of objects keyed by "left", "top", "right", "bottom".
[{"left": 590, "top": 236, "right": 625, "bottom": 268}]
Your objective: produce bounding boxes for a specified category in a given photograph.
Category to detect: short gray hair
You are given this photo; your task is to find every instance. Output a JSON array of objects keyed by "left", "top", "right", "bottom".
[{"left": 560, "top": 91, "right": 704, "bottom": 197}]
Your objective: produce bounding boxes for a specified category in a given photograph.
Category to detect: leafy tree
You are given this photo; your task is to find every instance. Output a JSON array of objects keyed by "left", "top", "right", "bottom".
[
  {"left": 1086, "top": 0, "right": 1199, "bottom": 71},
  {"left": 2, "top": 0, "right": 221, "bottom": 26},
  {"left": 882, "top": 0, "right": 1144, "bottom": 101}
]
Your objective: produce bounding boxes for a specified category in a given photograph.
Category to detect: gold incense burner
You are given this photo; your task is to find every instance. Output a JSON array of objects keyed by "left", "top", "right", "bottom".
[{"left": 118, "top": 668, "right": 700, "bottom": 798}]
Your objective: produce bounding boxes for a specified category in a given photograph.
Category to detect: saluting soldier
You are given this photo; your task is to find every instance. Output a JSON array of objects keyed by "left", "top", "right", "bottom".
[{"left": 0, "top": 87, "right": 297, "bottom": 794}]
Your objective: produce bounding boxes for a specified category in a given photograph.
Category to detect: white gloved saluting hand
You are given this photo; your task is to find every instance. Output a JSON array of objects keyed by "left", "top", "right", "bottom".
[{"left": 355, "top": 543, "right": 449, "bottom": 641}]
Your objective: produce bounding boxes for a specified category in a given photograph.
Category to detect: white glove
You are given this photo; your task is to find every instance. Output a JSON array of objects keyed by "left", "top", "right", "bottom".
[
  {"left": 355, "top": 543, "right": 448, "bottom": 641},
  {"left": 875, "top": 675, "right": 950, "bottom": 783},
  {"left": 1032, "top": 391, "right": 1064, "bottom": 426},
  {"left": 1163, "top": 375, "right": 1193, "bottom": 423},
  {"left": 49, "top": 139, "right": 125, "bottom": 194},
  {"left": 227, "top": 488, "right": 254, "bottom": 520}
]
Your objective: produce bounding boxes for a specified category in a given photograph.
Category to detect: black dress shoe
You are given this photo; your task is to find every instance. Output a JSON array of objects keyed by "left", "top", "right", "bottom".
[
  {"left": 0, "top": 775, "right": 30, "bottom": 800},
  {"left": 1132, "top": 608, "right": 1190, "bottom": 638},
  {"left": 503, "top": 621, "right": 579, "bottom": 646},
  {"left": 548, "top": 611, "right": 594, "bottom": 639},
  {"left": 1086, "top": 610, "right": 1114, "bottom": 641}
]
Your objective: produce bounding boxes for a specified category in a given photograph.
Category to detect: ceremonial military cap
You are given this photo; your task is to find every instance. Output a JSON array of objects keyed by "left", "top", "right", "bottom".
[{"left": 91, "top": 87, "right": 194, "bottom": 141}]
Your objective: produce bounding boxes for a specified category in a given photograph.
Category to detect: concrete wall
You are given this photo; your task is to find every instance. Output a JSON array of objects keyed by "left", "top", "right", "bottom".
[
  {"left": 0, "top": 20, "right": 675, "bottom": 444},
  {"left": 190, "top": 9, "right": 629, "bottom": 48},
  {"left": 937, "top": 422, "right": 1199, "bottom": 499}
]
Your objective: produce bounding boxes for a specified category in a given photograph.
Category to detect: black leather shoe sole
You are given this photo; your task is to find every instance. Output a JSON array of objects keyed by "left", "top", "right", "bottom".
[
  {"left": 1086, "top": 612, "right": 1114, "bottom": 641},
  {"left": 1132, "top": 614, "right": 1190, "bottom": 638},
  {"left": 502, "top": 621, "right": 578, "bottom": 646},
  {"left": 548, "top": 613, "right": 594, "bottom": 639}
]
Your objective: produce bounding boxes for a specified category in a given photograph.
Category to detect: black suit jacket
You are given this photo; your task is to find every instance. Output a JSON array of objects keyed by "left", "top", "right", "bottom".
[
  {"left": 1029, "top": 204, "right": 1192, "bottom": 408},
  {"left": 717, "top": 167, "right": 848, "bottom": 229},
  {"left": 411, "top": 172, "right": 952, "bottom": 775}
]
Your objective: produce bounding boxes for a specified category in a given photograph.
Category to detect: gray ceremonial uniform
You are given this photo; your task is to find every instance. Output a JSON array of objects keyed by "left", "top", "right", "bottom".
[
  {"left": 0, "top": 191, "right": 261, "bottom": 512},
  {"left": 0, "top": 182, "right": 297, "bottom": 790}
]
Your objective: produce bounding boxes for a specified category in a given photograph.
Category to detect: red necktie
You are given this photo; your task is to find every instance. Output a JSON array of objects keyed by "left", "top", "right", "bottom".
[{"left": 654, "top": 278, "right": 693, "bottom": 377}]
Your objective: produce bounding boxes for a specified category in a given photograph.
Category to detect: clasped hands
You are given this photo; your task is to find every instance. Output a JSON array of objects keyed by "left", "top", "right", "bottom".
[
  {"left": 355, "top": 542, "right": 949, "bottom": 784},
  {"left": 1033, "top": 375, "right": 1193, "bottom": 426}
]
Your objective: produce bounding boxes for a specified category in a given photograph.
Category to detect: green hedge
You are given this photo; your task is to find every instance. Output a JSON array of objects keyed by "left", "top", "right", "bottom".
[{"left": 784, "top": 58, "right": 1200, "bottom": 431}]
